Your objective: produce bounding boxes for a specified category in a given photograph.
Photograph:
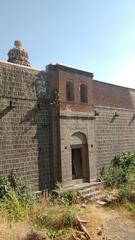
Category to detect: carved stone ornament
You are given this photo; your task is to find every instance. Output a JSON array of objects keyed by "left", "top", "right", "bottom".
[{"left": 7, "top": 40, "right": 31, "bottom": 67}]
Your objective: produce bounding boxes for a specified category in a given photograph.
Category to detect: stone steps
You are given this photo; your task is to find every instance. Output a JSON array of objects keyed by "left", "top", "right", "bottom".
[
  {"left": 54, "top": 181, "right": 106, "bottom": 202},
  {"left": 79, "top": 183, "right": 102, "bottom": 192},
  {"left": 77, "top": 182, "right": 106, "bottom": 201},
  {"left": 80, "top": 189, "right": 105, "bottom": 201}
]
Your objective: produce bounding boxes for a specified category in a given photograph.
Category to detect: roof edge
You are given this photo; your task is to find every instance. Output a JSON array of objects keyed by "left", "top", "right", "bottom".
[
  {"left": 47, "top": 63, "right": 94, "bottom": 78},
  {"left": 94, "top": 79, "right": 135, "bottom": 92},
  {"left": 0, "top": 60, "right": 40, "bottom": 71}
]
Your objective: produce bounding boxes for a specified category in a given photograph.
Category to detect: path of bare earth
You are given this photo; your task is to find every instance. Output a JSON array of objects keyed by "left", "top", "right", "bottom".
[{"left": 78, "top": 203, "right": 135, "bottom": 240}]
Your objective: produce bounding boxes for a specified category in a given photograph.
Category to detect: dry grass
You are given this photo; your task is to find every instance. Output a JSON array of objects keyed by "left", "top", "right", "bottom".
[
  {"left": 30, "top": 197, "right": 76, "bottom": 229},
  {"left": 0, "top": 218, "right": 30, "bottom": 240},
  {"left": 1, "top": 197, "right": 134, "bottom": 240},
  {"left": 0, "top": 197, "right": 77, "bottom": 240}
]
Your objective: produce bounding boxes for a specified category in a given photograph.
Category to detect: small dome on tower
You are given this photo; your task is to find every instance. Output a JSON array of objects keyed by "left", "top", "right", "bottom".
[
  {"left": 7, "top": 40, "right": 31, "bottom": 67},
  {"left": 14, "top": 40, "right": 22, "bottom": 49}
]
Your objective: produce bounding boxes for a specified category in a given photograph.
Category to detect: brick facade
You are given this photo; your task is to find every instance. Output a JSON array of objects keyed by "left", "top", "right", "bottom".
[{"left": 47, "top": 64, "right": 94, "bottom": 112}]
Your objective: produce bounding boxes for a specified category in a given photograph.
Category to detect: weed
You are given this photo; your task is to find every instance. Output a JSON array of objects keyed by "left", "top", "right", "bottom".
[
  {"left": 53, "top": 183, "right": 77, "bottom": 205},
  {"left": 99, "top": 152, "right": 135, "bottom": 188},
  {"left": 0, "top": 170, "right": 37, "bottom": 221},
  {"left": 99, "top": 152, "right": 135, "bottom": 215},
  {"left": 35, "top": 203, "right": 76, "bottom": 230}
]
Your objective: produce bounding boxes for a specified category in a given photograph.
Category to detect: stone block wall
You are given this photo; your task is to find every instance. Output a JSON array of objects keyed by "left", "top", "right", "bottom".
[
  {"left": 95, "top": 106, "right": 135, "bottom": 172},
  {"left": 1, "top": 60, "right": 135, "bottom": 190},
  {"left": 59, "top": 111, "right": 97, "bottom": 186},
  {"left": 0, "top": 61, "right": 60, "bottom": 190}
]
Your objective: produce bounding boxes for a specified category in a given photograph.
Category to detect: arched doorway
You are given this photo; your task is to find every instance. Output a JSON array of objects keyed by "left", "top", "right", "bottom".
[{"left": 71, "top": 132, "right": 89, "bottom": 182}]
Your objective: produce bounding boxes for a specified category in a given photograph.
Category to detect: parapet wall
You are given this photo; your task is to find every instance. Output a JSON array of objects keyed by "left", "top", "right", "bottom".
[
  {"left": 0, "top": 61, "right": 38, "bottom": 100},
  {"left": 94, "top": 80, "right": 135, "bottom": 109}
]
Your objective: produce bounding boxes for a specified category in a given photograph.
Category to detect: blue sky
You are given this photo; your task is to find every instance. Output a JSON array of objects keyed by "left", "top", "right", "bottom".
[{"left": 1, "top": 0, "right": 135, "bottom": 88}]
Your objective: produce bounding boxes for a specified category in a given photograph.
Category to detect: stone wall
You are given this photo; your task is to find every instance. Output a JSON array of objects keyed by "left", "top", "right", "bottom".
[
  {"left": 59, "top": 111, "right": 97, "bottom": 186},
  {"left": 1, "top": 60, "right": 135, "bottom": 189},
  {"left": 95, "top": 106, "right": 135, "bottom": 172},
  {"left": 0, "top": 61, "right": 60, "bottom": 190}
]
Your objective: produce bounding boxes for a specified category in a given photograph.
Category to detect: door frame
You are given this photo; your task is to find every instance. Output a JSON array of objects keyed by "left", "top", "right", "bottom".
[{"left": 70, "top": 144, "right": 89, "bottom": 182}]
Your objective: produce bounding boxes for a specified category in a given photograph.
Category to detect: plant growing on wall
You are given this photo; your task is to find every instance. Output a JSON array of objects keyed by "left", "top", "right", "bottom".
[
  {"left": 49, "top": 90, "right": 61, "bottom": 107},
  {"left": 33, "top": 71, "right": 61, "bottom": 107}
]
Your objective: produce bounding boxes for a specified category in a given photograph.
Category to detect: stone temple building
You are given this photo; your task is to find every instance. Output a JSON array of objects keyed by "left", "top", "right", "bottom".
[{"left": 0, "top": 41, "right": 135, "bottom": 190}]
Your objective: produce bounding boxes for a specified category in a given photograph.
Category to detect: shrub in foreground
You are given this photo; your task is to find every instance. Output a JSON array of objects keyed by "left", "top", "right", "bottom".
[
  {"left": 51, "top": 182, "right": 77, "bottom": 206},
  {"left": 0, "top": 170, "right": 37, "bottom": 221},
  {"left": 99, "top": 152, "right": 135, "bottom": 214},
  {"left": 99, "top": 152, "right": 135, "bottom": 188}
]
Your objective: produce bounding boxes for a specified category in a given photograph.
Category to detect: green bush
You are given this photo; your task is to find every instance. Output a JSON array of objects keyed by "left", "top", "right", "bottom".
[
  {"left": 99, "top": 152, "right": 135, "bottom": 188},
  {"left": 0, "top": 170, "right": 37, "bottom": 221},
  {"left": 0, "top": 175, "right": 11, "bottom": 199},
  {"left": 99, "top": 152, "right": 135, "bottom": 212},
  {"left": 99, "top": 166, "right": 126, "bottom": 187},
  {"left": 113, "top": 152, "right": 135, "bottom": 182},
  {"left": 53, "top": 183, "right": 77, "bottom": 205},
  {"left": 118, "top": 181, "right": 135, "bottom": 203},
  {"left": 1, "top": 190, "right": 28, "bottom": 220},
  {"left": 113, "top": 152, "right": 135, "bottom": 169},
  {"left": 36, "top": 204, "right": 76, "bottom": 230},
  {"left": 0, "top": 169, "right": 22, "bottom": 199},
  {"left": 59, "top": 190, "right": 77, "bottom": 205}
]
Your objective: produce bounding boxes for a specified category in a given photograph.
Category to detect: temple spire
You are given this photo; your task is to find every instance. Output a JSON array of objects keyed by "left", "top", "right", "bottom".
[{"left": 7, "top": 40, "right": 31, "bottom": 67}]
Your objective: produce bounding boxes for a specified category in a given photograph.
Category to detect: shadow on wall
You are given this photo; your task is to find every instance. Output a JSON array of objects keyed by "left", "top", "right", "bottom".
[
  {"left": 19, "top": 71, "right": 60, "bottom": 190},
  {"left": 0, "top": 104, "right": 15, "bottom": 119}
]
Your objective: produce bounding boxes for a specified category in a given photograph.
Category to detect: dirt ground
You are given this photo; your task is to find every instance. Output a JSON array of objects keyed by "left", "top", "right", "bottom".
[
  {"left": 0, "top": 202, "right": 134, "bottom": 240},
  {"left": 78, "top": 203, "right": 135, "bottom": 240}
]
